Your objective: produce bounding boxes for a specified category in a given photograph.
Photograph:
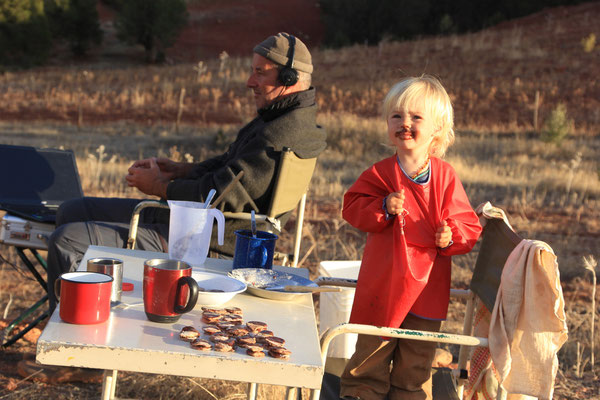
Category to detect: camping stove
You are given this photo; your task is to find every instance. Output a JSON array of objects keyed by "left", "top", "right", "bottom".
[{"left": 0, "top": 214, "right": 54, "bottom": 250}]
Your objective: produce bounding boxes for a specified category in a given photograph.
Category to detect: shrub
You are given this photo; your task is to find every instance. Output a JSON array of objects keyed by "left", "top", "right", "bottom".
[
  {"left": 318, "top": 0, "right": 590, "bottom": 47},
  {"left": 0, "top": 0, "right": 51, "bottom": 67},
  {"left": 47, "top": 0, "right": 103, "bottom": 57},
  {"left": 581, "top": 33, "right": 596, "bottom": 53},
  {"left": 115, "top": 0, "right": 188, "bottom": 63},
  {"left": 541, "top": 103, "right": 572, "bottom": 144}
]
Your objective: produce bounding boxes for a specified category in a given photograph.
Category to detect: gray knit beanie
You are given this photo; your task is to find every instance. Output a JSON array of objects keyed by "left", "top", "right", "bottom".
[{"left": 253, "top": 32, "right": 313, "bottom": 74}]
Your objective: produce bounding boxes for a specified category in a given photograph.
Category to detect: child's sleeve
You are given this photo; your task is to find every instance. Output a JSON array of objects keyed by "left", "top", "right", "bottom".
[
  {"left": 438, "top": 170, "right": 482, "bottom": 256},
  {"left": 342, "top": 168, "right": 392, "bottom": 233}
]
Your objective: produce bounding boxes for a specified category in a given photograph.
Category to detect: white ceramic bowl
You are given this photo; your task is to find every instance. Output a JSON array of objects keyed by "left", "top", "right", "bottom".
[{"left": 191, "top": 271, "right": 246, "bottom": 306}]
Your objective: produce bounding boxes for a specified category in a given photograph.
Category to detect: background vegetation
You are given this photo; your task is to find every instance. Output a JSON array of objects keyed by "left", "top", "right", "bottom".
[
  {"left": 0, "top": 0, "right": 187, "bottom": 66},
  {"left": 319, "top": 0, "right": 589, "bottom": 47}
]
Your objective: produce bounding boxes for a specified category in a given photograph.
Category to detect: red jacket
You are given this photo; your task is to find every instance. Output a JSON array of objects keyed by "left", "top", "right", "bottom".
[{"left": 343, "top": 156, "right": 482, "bottom": 328}]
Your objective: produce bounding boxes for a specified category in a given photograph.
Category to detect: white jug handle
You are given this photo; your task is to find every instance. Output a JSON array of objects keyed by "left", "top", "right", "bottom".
[{"left": 209, "top": 209, "right": 225, "bottom": 246}]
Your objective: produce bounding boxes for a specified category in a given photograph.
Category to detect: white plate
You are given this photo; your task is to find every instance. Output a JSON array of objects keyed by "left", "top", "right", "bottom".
[{"left": 191, "top": 271, "right": 246, "bottom": 306}]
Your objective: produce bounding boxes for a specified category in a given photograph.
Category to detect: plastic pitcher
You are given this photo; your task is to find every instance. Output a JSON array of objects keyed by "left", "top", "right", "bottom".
[
  {"left": 168, "top": 200, "right": 225, "bottom": 266},
  {"left": 232, "top": 229, "right": 278, "bottom": 270}
]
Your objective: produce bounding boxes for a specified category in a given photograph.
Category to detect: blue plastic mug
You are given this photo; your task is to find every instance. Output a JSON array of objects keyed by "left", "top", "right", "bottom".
[{"left": 232, "top": 229, "right": 278, "bottom": 270}]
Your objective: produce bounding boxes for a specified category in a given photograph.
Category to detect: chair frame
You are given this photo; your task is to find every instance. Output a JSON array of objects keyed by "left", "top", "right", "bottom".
[
  {"left": 1, "top": 246, "right": 50, "bottom": 347},
  {"left": 223, "top": 147, "right": 316, "bottom": 268}
]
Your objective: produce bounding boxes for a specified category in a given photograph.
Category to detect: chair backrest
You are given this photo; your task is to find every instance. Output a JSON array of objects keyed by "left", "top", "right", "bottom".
[
  {"left": 267, "top": 148, "right": 317, "bottom": 218},
  {"left": 469, "top": 217, "right": 523, "bottom": 312}
]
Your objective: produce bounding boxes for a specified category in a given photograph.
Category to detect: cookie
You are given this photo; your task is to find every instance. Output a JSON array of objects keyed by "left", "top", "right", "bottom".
[
  {"left": 225, "top": 306, "right": 243, "bottom": 315},
  {"left": 190, "top": 338, "right": 212, "bottom": 351},
  {"left": 264, "top": 336, "right": 285, "bottom": 348},
  {"left": 201, "top": 312, "right": 222, "bottom": 324},
  {"left": 210, "top": 333, "right": 230, "bottom": 343},
  {"left": 202, "top": 325, "right": 221, "bottom": 335},
  {"left": 214, "top": 341, "right": 235, "bottom": 352},
  {"left": 179, "top": 326, "right": 200, "bottom": 342},
  {"left": 246, "top": 321, "right": 268, "bottom": 333},
  {"left": 201, "top": 307, "right": 227, "bottom": 314},
  {"left": 227, "top": 326, "right": 249, "bottom": 337},
  {"left": 237, "top": 334, "right": 256, "bottom": 347},
  {"left": 247, "top": 348, "right": 265, "bottom": 358},
  {"left": 268, "top": 347, "right": 291, "bottom": 359}
]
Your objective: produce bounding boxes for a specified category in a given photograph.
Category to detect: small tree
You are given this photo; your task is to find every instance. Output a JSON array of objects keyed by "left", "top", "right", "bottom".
[
  {"left": 541, "top": 103, "right": 572, "bottom": 145},
  {"left": 47, "top": 0, "right": 103, "bottom": 57},
  {"left": 0, "top": 0, "right": 52, "bottom": 67},
  {"left": 115, "top": 0, "right": 188, "bottom": 63}
]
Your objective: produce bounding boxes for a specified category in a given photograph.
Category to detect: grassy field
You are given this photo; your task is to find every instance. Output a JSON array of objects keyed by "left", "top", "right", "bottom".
[{"left": 0, "top": 2, "right": 599, "bottom": 399}]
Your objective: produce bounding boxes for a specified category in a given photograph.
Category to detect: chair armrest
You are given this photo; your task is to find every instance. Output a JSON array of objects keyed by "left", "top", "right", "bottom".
[
  {"left": 319, "top": 322, "right": 489, "bottom": 367},
  {"left": 127, "top": 200, "right": 169, "bottom": 250}
]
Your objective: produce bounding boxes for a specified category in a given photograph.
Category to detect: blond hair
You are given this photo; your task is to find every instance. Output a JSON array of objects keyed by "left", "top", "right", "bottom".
[{"left": 382, "top": 75, "right": 454, "bottom": 158}]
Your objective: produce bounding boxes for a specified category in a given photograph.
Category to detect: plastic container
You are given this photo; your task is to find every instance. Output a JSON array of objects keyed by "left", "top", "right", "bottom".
[
  {"left": 167, "top": 200, "right": 225, "bottom": 266},
  {"left": 318, "top": 260, "right": 361, "bottom": 359}
]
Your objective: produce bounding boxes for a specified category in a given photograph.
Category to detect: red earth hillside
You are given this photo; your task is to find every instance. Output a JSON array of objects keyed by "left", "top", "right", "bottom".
[{"left": 97, "top": 0, "right": 325, "bottom": 62}]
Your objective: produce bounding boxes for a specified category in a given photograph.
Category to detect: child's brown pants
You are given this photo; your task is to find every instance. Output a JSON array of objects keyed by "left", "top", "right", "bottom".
[{"left": 339, "top": 313, "right": 442, "bottom": 400}]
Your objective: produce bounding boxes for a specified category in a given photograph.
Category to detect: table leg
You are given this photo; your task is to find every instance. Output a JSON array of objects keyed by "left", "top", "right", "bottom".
[
  {"left": 286, "top": 387, "right": 301, "bottom": 399},
  {"left": 310, "top": 388, "right": 320, "bottom": 400},
  {"left": 247, "top": 382, "right": 258, "bottom": 400},
  {"left": 101, "top": 370, "right": 118, "bottom": 400}
]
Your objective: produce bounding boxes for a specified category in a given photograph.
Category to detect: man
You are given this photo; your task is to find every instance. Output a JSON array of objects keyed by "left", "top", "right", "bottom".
[{"left": 45, "top": 32, "right": 326, "bottom": 315}]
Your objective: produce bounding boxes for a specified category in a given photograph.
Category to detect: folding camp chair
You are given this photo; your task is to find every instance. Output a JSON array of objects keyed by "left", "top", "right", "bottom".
[
  {"left": 312, "top": 213, "right": 524, "bottom": 400},
  {"left": 222, "top": 147, "right": 316, "bottom": 267},
  {"left": 127, "top": 148, "right": 317, "bottom": 268}
]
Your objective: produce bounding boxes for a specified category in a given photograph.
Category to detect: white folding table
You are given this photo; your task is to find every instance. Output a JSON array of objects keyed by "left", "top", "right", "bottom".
[{"left": 36, "top": 245, "right": 324, "bottom": 399}]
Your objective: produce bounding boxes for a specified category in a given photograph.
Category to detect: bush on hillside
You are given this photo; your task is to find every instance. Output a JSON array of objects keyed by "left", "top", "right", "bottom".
[
  {"left": 319, "top": 0, "right": 431, "bottom": 47},
  {"left": 319, "top": 0, "right": 589, "bottom": 47},
  {"left": 115, "top": 0, "right": 188, "bottom": 63},
  {"left": 0, "top": 0, "right": 52, "bottom": 67},
  {"left": 46, "top": 0, "right": 103, "bottom": 57},
  {"left": 541, "top": 103, "right": 572, "bottom": 144}
]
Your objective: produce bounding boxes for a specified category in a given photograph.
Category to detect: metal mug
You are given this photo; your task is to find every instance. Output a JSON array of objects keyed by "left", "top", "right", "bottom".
[
  {"left": 87, "top": 257, "right": 123, "bottom": 305},
  {"left": 232, "top": 229, "right": 278, "bottom": 270},
  {"left": 55, "top": 272, "right": 113, "bottom": 324},
  {"left": 143, "top": 259, "right": 199, "bottom": 323}
]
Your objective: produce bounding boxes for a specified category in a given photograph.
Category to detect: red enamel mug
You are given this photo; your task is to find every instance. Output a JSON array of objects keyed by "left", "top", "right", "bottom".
[
  {"left": 55, "top": 272, "right": 113, "bottom": 324},
  {"left": 143, "top": 259, "right": 199, "bottom": 323}
]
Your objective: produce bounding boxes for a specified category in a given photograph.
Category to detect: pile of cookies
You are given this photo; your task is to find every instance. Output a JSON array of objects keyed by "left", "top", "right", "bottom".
[{"left": 179, "top": 306, "right": 292, "bottom": 360}]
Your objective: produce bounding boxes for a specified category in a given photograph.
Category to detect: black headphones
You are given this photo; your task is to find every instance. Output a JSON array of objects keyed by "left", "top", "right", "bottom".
[{"left": 277, "top": 34, "right": 299, "bottom": 87}]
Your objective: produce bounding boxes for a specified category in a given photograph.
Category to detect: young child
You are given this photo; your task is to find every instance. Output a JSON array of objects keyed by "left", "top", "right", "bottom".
[{"left": 340, "top": 75, "right": 482, "bottom": 400}]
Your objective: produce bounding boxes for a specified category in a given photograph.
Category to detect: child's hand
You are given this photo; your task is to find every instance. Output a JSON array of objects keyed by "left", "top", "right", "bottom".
[
  {"left": 386, "top": 190, "right": 405, "bottom": 215},
  {"left": 436, "top": 220, "right": 452, "bottom": 248}
]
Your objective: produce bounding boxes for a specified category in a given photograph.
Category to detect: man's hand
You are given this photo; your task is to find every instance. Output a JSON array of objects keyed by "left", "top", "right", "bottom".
[
  {"left": 130, "top": 157, "right": 185, "bottom": 181},
  {"left": 436, "top": 220, "right": 452, "bottom": 248},
  {"left": 126, "top": 157, "right": 170, "bottom": 199},
  {"left": 386, "top": 189, "right": 405, "bottom": 215}
]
